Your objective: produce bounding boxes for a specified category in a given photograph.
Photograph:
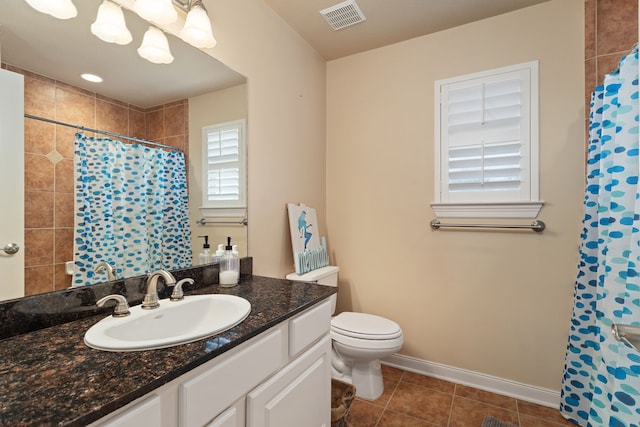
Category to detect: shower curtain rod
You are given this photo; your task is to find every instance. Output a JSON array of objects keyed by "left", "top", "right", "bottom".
[{"left": 24, "top": 113, "right": 184, "bottom": 152}]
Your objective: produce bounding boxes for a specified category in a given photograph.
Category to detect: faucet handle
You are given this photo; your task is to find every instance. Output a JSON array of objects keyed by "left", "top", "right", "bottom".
[
  {"left": 96, "top": 294, "right": 130, "bottom": 317},
  {"left": 171, "top": 278, "right": 195, "bottom": 301}
]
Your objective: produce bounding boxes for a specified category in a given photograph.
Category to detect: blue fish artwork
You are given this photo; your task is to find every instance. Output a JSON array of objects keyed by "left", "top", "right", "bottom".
[{"left": 297, "top": 210, "right": 313, "bottom": 250}]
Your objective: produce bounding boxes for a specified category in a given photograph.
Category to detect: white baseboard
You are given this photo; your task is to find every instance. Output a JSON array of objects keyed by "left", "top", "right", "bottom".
[{"left": 383, "top": 354, "right": 560, "bottom": 408}]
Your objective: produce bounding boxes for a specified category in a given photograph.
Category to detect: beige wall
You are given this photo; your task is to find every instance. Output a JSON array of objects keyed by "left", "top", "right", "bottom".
[
  {"left": 326, "top": 0, "right": 585, "bottom": 392},
  {"left": 188, "top": 83, "right": 248, "bottom": 260},
  {"left": 196, "top": 0, "right": 328, "bottom": 277}
]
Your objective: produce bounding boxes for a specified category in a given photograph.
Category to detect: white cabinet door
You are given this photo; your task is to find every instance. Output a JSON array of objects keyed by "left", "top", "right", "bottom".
[
  {"left": 98, "top": 395, "right": 162, "bottom": 427},
  {"left": 0, "top": 68, "right": 24, "bottom": 299},
  {"left": 247, "top": 335, "right": 331, "bottom": 427},
  {"left": 205, "top": 399, "right": 244, "bottom": 427},
  {"left": 179, "top": 327, "right": 285, "bottom": 427}
]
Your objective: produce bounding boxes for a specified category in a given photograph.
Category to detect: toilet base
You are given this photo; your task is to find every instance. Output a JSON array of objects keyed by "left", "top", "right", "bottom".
[
  {"left": 352, "top": 359, "right": 384, "bottom": 400},
  {"left": 332, "top": 359, "right": 384, "bottom": 401}
]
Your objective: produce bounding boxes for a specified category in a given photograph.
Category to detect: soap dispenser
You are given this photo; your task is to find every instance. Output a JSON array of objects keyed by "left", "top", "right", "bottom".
[
  {"left": 197, "top": 235, "right": 212, "bottom": 265},
  {"left": 219, "top": 236, "right": 240, "bottom": 287}
]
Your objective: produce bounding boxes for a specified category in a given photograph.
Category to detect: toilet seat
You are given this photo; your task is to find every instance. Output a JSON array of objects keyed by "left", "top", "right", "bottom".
[{"left": 331, "top": 312, "right": 403, "bottom": 341}]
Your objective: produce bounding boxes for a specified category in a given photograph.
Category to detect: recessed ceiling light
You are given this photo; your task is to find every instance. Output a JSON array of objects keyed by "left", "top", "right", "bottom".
[{"left": 81, "top": 73, "right": 103, "bottom": 83}]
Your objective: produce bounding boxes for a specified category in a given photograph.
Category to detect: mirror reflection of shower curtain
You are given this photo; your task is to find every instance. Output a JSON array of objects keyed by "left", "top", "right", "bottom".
[
  {"left": 560, "top": 45, "right": 639, "bottom": 426},
  {"left": 72, "top": 132, "right": 192, "bottom": 286}
]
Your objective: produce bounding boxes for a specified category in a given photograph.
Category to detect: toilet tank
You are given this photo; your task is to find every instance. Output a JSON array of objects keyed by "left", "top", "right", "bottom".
[{"left": 286, "top": 266, "right": 339, "bottom": 313}]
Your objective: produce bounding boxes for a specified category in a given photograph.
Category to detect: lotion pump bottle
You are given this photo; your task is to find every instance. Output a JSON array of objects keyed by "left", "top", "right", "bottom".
[
  {"left": 215, "top": 244, "right": 225, "bottom": 258},
  {"left": 219, "top": 236, "right": 240, "bottom": 287},
  {"left": 197, "top": 235, "right": 212, "bottom": 265}
]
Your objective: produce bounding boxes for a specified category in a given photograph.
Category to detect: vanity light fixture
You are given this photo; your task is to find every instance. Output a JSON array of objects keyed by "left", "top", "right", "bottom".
[
  {"left": 134, "top": 0, "right": 178, "bottom": 25},
  {"left": 137, "top": 26, "right": 174, "bottom": 64},
  {"left": 25, "top": 0, "right": 77, "bottom": 19},
  {"left": 179, "top": 0, "right": 216, "bottom": 48},
  {"left": 91, "top": 0, "right": 132, "bottom": 45}
]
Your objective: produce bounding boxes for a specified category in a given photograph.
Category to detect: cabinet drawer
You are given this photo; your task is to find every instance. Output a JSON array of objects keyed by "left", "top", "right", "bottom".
[
  {"left": 289, "top": 298, "right": 332, "bottom": 357},
  {"left": 179, "top": 327, "right": 286, "bottom": 427}
]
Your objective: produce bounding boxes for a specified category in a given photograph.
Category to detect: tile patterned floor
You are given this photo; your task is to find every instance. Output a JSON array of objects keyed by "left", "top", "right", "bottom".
[{"left": 345, "top": 365, "right": 578, "bottom": 426}]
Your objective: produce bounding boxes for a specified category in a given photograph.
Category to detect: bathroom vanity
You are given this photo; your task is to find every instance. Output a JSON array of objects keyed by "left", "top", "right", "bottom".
[{"left": 0, "top": 273, "right": 336, "bottom": 426}]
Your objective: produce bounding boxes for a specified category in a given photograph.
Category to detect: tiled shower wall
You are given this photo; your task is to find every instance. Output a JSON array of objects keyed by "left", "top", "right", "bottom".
[
  {"left": 1, "top": 64, "right": 189, "bottom": 296},
  {"left": 584, "top": 0, "right": 638, "bottom": 114}
]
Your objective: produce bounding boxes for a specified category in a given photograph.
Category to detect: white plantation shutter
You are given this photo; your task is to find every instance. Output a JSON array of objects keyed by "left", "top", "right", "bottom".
[
  {"left": 202, "top": 120, "right": 246, "bottom": 213},
  {"left": 433, "top": 61, "right": 542, "bottom": 218}
]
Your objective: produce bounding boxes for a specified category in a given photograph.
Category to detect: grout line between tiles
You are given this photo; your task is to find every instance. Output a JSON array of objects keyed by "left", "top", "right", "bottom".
[
  {"left": 446, "top": 384, "right": 456, "bottom": 426},
  {"left": 375, "top": 371, "right": 403, "bottom": 426}
]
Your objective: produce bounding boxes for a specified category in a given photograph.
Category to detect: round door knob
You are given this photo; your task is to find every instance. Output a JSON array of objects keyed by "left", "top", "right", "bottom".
[{"left": 1, "top": 243, "right": 20, "bottom": 255}]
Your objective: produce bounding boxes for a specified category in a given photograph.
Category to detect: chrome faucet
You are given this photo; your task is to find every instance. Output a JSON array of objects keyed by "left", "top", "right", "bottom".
[
  {"left": 142, "top": 270, "right": 176, "bottom": 309},
  {"left": 94, "top": 262, "right": 117, "bottom": 281}
]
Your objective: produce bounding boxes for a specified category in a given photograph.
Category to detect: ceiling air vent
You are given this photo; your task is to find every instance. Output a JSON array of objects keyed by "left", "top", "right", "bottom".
[{"left": 319, "top": 0, "right": 366, "bottom": 31}]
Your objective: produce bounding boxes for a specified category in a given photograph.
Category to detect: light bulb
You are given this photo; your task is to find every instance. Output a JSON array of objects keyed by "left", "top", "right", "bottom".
[
  {"left": 133, "top": 0, "right": 177, "bottom": 25},
  {"left": 25, "top": 0, "right": 77, "bottom": 19},
  {"left": 91, "top": 0, "right": 132, "bottom": 45},
  {"left": 137, "top": 26, "right": 174, "bottom": 64},
  {"left": 180, "top": 3, "right": 216, "bottom": 49}
]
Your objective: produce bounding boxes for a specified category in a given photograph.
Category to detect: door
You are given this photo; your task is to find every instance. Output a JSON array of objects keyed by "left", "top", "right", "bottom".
[{"left": 0, "top": 68, "right": 24, "bottom": 299}]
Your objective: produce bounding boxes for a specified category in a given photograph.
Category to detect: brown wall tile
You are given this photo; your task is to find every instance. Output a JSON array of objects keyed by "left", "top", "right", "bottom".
[
  {"left": 585, "top": 0, "right": 597, "bottom": 60},
  {"left": 24, "top": 228, "right": 54, "bottom": 267},
  {"left": 596, "top": 0, "right": 638, "bottom": 56},
  {"left": 25, "top": 153, "right": 54, "bottom": 192},
  {"left": 55, "top": 125, "right": 79, "bottom": 160},
  {"left": 165, "top": 104, "right": 186, "bottom": 138},
  {"left": 24, "top": 77, "right": 55, "bottom": 119},
  {"left": 54, "top": 228, "right": 74, "bottom": 264},
  {"left": 584, "top": 58, "right": 597, "bottom": 114},
  {"left": 54, "top": 159, "right": 75, "bottom": 193},
  {"left": 146, "top": 109, "right": 165, "bottom": 141},
  {"left": 96, "top": 99, "right": 129, "bottom": 136},
  {"left": 586, "top": 0, "right": 639, "bottom": 121},
  {"left": 55, "top": 193, "right": 75, "bottom": 228},
  {"left": 164, "top": 135, "right": 186, "bottom": 151},
  {"left": 24, "top": 120, "right": 55, "bottom": 155},
  {"left": 25, "top": 191, "right": 54, "bottom": 229},
  {"left": 129, "top": 109, "right": 147, "bottom": 139},
  {"left": 25, "top": 265, "right": 54, "bottom": 296},
  {"left": 55, "top": 86, "right": 95, "bottom": 127},
  {"left": 54, "top": 263, "right": 72, "bottom": 291}
]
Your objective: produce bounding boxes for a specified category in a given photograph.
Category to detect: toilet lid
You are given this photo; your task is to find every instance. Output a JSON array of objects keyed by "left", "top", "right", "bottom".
[{"left": 331, "top": 312, "right": 402, "bottom": 340}]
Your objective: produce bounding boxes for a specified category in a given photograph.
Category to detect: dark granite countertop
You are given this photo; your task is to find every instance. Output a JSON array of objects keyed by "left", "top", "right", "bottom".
[{"left": 0, "top": 275, "right": 336, "bottom": 426}]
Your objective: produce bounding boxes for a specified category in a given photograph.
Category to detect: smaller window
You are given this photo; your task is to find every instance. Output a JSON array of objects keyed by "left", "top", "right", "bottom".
[
  {"left": 200, "top": 119, "right": 247, "bottom": 218},
  {"left": 433, "top": 61, "right": 543, "bottom": 218}
]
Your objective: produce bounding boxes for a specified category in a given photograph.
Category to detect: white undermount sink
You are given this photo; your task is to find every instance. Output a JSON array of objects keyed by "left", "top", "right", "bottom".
[{"left": 84, "top": 294, "right": 251, "bottom": 352}]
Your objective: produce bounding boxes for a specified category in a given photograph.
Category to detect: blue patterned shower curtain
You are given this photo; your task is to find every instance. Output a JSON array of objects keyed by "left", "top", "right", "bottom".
[
  {"left": 73, "top": 133, "right": 192, "bottom": 286},
  {"left": 560, "top": 46, "right": 640, "bottom": 426}
]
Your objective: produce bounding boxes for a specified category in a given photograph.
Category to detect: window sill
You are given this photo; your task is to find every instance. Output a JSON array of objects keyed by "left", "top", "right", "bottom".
[
  {"left": 199, "top": 207, "right": 247, "bottom": 218},
  {"left": 431, "top": 201, "right": 544, "bottom": 219}
]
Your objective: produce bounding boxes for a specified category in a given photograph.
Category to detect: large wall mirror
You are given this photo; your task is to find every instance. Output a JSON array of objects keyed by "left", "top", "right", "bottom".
[{"left": 0, "top": 0, "right": 248, "bottom": 300}]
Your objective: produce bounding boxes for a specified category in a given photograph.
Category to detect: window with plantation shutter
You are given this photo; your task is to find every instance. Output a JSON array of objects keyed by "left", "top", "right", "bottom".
[
  {"left": 432, "top": 61, "right": 543, "bottom": 218},
  {"left": 201, "top": 119, "right": 247, "bottom": 217}
]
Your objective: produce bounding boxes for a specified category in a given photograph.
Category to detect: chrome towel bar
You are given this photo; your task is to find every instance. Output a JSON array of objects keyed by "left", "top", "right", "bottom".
[
  {"left": 197, "top": 218, "right": 248, "bottom": 226},
  {"left": 430, "top": 219, "right": 545, "bottom": 232}
]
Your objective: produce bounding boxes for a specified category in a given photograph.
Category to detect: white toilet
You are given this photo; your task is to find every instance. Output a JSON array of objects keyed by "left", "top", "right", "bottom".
[{"left": 286, "top": 266, "right": 403, "bottom": 400}]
